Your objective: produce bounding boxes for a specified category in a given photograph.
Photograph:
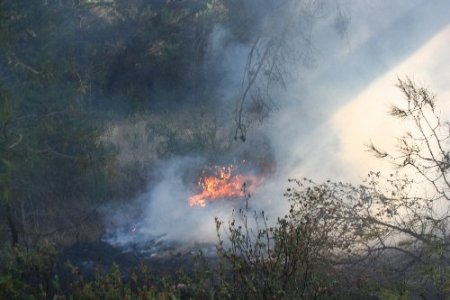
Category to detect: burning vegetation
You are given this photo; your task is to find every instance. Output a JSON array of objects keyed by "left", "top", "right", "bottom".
[{"left": 188, "top": 164, "right": 263, "bottom": 207}]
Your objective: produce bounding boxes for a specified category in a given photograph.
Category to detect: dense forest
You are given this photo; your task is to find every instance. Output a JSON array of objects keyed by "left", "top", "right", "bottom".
[{"left": 1, "top": 0, "right": 450, "bottom": 299}]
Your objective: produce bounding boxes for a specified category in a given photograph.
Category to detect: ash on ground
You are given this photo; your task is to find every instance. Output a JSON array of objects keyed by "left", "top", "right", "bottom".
[{"left": 102, "top": 223, "right": 217, "bottom": 259}]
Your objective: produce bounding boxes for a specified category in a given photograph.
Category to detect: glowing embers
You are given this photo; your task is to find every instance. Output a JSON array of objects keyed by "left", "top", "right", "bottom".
[{"left": 188, "top": 165, "right": 261, "bottom": 207}]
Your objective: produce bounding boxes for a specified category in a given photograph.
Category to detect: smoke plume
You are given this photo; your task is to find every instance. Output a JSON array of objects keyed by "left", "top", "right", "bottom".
[{"left": 102, "top": 0, "right": 450, "bottom": 251}]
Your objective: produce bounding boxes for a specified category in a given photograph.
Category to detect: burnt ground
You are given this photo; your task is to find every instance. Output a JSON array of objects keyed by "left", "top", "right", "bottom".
[{"left": 55, "top": 239, "right": 218, "bottom": 289}]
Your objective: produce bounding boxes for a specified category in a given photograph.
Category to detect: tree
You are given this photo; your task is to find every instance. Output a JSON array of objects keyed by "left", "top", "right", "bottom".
[
  {"left": 207, "top": 78, "right": 450, "bottom": 299},
  {"left": 358, "top": 78, "right": 450, "bottom": 298},
  {"left": 231, "top": 0, "right": 349, "bottom": 141},
  {"left": 207, "top": 179, "right": 366, "bottom": 299},
  {"left": 0, "top": 0, "right": 114, "bottom": 245}
]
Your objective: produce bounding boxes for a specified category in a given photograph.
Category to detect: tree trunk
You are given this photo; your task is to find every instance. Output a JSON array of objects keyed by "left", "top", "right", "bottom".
[{"left": 6, "top": 204, "right": 18, "bottom": 246}]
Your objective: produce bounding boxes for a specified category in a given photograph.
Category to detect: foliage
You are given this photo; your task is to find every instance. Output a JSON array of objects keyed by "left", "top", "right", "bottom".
[
  {"left": 201, "top": 79, "right": 450, "bottom": 299},
  {"left": 3, "top": 0, "right": 450, "bottom": 298},
  {"left": 0, "top": 240, "right": 197, "bottom": 299},
  {"left": 207, "top": 183, "right": 358, "bottom": 299},
  {"left": 359, "top": 78, "right": 450, "bottom": 298},
  {"left": 2, "top": 77, "right": 450, "bottom": 300},
  {"left": 0, "top": 239, "right": 58, "bottom": 299},
  {"left": 0, "top": 0, "right": 232, "bottom": 245},
  {"left": 0, "top": 0, "right": 345, "bottom": 245},
  {"left": 63, "top": 262, "right": 183, "bottom": 300}
]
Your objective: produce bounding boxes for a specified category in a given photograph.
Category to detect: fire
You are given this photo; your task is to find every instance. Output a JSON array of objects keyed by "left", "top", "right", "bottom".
[{"left": 188, "top": 165, "right": 261, "bottom": 207}]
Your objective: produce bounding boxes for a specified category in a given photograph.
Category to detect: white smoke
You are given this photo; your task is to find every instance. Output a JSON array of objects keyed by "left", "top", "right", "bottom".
[
  {"left": 102, "top": 1, "right": 450, "bottom": 251},
  {"left": 103, "top": 156, "right": 273, "bottom": 249}
]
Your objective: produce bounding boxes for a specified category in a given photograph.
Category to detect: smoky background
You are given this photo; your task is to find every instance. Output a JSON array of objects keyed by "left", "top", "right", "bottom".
[{"left": 97, "top": 0, "right": 450, "bottom": 251}]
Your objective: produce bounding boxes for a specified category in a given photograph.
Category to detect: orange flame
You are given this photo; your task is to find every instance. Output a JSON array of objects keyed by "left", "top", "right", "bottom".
[{"left": 188, "top": 165, "right": 261, "bottom": 207}]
